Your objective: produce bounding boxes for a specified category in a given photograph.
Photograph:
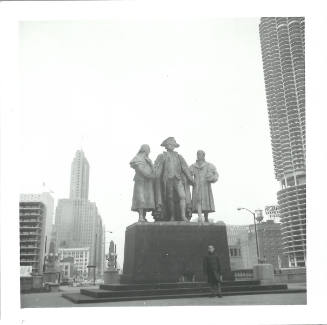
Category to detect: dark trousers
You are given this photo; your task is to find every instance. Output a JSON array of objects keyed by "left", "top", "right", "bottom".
[
  {"left": 210, "top": 281, "right": 222, "bottom": 296},
  {"left": 208, "top": 271, "right": 222, "bottom": 296}
]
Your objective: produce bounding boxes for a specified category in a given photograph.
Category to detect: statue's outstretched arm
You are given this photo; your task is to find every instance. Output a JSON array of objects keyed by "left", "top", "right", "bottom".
[
  {"left": 206, "top": 163, "right": 219, "bottom": 183},
  {"left": 179, "top": 155, "right": 193, "bottom": 183},
  {"left": 154, "top": 154, "right": 164, "bottom": 178},
  {"left": 135, "top": 162, "right": 154, "bottom": 179}
]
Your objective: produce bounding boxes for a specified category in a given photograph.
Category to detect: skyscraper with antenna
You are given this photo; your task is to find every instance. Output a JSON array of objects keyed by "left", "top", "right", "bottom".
[
  {"left": 69, "top": 150, "right": 89, "bottom": 200},
  {"left": 55, "top": 150, "right": 104, "bottom": 277}
]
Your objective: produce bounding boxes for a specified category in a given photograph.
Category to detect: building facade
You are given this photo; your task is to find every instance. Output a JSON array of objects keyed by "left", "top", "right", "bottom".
[
  {"left": 249, "top": 220, "right": 288, "bottom": 269},
  {"left": 55, "top": 150, "right": 104, "bottom": 276},
  {"left": 70, "top": 150, "right": 89, "bottom": 200},
  {"left": 19, "top": 201, "right": 46, "bottom": 274},
  {"left": 20, "top": 192, "right": 54, "bottom": 255},
  {"left": 59, "top": 256, "right": 75, "bottom": 280},
  {"left": 227, "top": 220, "right": 288, "bottom": 270},
  {"left": 226, "top": 225, "right": 251, "bottom": 270},
  {"left": 58, "top": 247, "right": 90, "bottom": 279},
  {"left": 259, "top": 17, "right": 306, "bottom": 267}
]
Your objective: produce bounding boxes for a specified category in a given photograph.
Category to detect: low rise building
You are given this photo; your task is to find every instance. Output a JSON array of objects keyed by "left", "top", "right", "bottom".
[
  {"left": 226, "top": 220, "right": 288, "bottom": 270},
  {"left": 226, "top": 225, "right": 249, "bottom": 270},
  {"left": 249, "top": 219, "right": 288, "bottom": 269},
  {"left": 58, "top": 247, "right": 90, "bottom": 279},
  {"left": 60, "top": 256, "right": 75, "bottom": 281}
]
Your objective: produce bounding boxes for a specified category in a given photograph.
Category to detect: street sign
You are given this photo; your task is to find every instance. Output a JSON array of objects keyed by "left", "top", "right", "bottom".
[{"left": 265, "top": 205, "right": 280, "bottom": 219}]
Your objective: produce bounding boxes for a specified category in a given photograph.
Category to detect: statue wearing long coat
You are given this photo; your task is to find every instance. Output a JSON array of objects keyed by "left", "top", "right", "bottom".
[
  {"left": 130, "top": 154, "right": 155, "bottom": 212},
  {"left": 190, "top": 161, "right": 218, "bottom": 213},
  {"left": 153, "top": 151, "right": 193, "bottom": 221}
]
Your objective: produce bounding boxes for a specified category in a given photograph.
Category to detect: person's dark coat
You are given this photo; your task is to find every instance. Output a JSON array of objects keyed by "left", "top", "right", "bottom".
[{"left": 203, "top": 252, "right": 221, "bottom": 284}]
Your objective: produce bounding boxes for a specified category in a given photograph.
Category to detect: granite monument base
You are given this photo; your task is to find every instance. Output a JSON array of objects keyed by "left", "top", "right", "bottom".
[
  {"left": 43, "top": 271, "right": 61, "bottom": 284},
  {"left": 253, "top": 263, "right": 274, "bottom": 284},
  {"left": 122, "top": 221, "right": 232, "bottom": 284},
  {"left": 104, "top": 270, "right": 120, "bottom": 284}
]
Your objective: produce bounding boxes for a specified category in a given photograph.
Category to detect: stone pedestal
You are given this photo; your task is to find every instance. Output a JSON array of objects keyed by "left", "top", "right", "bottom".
[
  {"left": 20, "top": 277, "right": 33, "bottom": 292},
  {"left": 122, "top": 221, "right": 232, "bottom": 284},
  {"left": 253, "top": 264, "right": 274, "bottom": 284},
  {"left": 43, "top": 271, "right": 61, "bottom": 284},
  {"left": 32, "top": 275, "right": 43, "bottom": 289},
  {"left": 104, "top": 270, "right": 120, "bottom": 284}
]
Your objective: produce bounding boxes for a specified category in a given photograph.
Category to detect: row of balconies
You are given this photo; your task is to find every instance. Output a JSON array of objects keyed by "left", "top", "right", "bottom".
[
  {"left": 282, "top": 241, "right": 306, "bottom": 249},
  {"left": 20, "top": 226, "right": 41, "bottom": 231},
  {"left": 287, "top": 249, "right": 306, "bottom": 259},
  {"left": 20, "top": 245, "right": 40, "bottom": 249},
  {"left": 278, "top": 196, "right": 306, "bottom": 206},
  {"left": 280, "top": 214, "right": 306, "bottom": 222},
  {"left": 281, "top": 229, "right": 306, "bottom": 237},
  {"left": 20, "top": 259, "right": 39, "bottom": 264},
  {"left": 281, "top": 214, "right": 306, "bottom": 222},
  {"left": 279, "top": 202, "right": 306, "bottom": 210},
  {"left": 19, "top": 212, "right": 42, "bottom": 216},
  {"left": 282, "top": 232, "right": 306, "bottom": 240},
  {"left": 283, "top": 248, "right": 306, "bottom": 256},
  {"left": 277, "top": 184, "right": 305, "bottom": 192},
  {"left": 20, "top": 232, "right": 41, "bottom": 236},
  {"left": 20, "top": 238, "right": 39, "bottom": 243},
  {"left": 277, "top": 154, "right": 304, "bottom": 163},
  {"left": 281, "top": 219, "right": 306, "bottom": 227},
  {"left": 278, "top": 129, "right": 303, "bottom": 138},
  {"left": 281, "top": 208, "right": 306, "bottom": 217},
  {"left": 20, "top": 219, "right": 41, "bottom": 223},
  {"left": 281, "top": 229, "right": 306, "bottom": 236},
  {"left": 282, "top": 235, "right": 306, "bottom": 242},
  {"left": 20, "top": 252, "right": 39, "bottom": 256},
  {"left": 19, "top": 205, "right": 42, "bottom": 210}
]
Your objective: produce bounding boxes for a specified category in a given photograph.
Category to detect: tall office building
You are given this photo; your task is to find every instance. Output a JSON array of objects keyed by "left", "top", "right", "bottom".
[
  {"left": 70, "top": 150, "right": 89, "bottom": 200},
  {"left": 259, "top": 17, "right": 306, "bottom": 267},
  {"left": 19, "top": 201, "right": 46, "bottom": 274},
  {"left": 20, "top": 192, "right": 54, "bottom": 255},
  {"left": 55, "top": 150, "right": 104, "bottom": 275}
]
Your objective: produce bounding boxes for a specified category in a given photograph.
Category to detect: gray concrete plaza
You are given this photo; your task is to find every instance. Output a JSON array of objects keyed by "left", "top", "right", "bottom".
[{"left": 21, "top": 284, "right": 306, "bottom": 308}]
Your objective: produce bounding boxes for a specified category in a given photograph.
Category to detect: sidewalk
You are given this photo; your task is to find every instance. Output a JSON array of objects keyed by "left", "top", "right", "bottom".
[{"left": 21, "top": 283, "right": 306, "bottom": 308}]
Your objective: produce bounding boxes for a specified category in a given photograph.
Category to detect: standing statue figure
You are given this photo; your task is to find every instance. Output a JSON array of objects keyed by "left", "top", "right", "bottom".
[
  {"left": 153, "top": 137, "right": 194, "bottom": 222},
  {"left": 130, "top": 144, "right": 155, "bottom": 222},
  {"left": 190, "top": 150, "right": 219, "bottom": 222}
]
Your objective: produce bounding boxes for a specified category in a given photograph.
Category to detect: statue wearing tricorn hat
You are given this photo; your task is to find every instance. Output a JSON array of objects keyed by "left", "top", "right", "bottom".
[{"left": 153, "top": 137, "right": 194, "bottom": 222}]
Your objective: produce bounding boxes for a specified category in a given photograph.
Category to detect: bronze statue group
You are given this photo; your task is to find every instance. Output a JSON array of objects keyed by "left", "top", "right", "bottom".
[
  {"left": 130, "top": 138, "right": 222, "bottom": 297},
  {"left": 130, "top": 136, "right": 219, "bottom": 223}
]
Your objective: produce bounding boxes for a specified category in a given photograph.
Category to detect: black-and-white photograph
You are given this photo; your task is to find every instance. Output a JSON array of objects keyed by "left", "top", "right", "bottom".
[
  {"left": 17, "top": 16, "right": 307, "bottom": 308},
  {"left": 0, "top": 1, "right": 327, "bottom": 324}
]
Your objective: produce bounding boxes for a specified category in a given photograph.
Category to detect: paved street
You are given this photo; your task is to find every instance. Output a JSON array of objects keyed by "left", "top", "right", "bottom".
[{"left": 21, "top": 284, "right": 306, "bottom": 308}]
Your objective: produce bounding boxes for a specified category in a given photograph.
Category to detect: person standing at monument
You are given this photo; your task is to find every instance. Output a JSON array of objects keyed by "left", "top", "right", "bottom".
[
  {"left": 190, "top": 150, "right": 218, "bottom": 222},
  {"left": 203, "top": 245, "right": 223, "bottom": 298},
  {"left": 153, "top": 137, "right": 193, "bottom": 222},
  {"left": 130, "top": 144, "right": 155, "bottom": 222}
]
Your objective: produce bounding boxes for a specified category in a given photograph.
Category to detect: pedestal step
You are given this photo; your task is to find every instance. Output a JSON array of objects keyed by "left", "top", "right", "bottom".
[
  {"left": 62, "top": 281, "right": 306, "bottom": 304},
  {"left": 99, "top": 280, "right": 260, "bottom": 291}
]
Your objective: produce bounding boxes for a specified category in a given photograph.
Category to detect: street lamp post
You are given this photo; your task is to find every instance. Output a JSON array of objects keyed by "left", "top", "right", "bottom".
[{"left": 237, "top": 207, "right": 262, "bottom": 264}]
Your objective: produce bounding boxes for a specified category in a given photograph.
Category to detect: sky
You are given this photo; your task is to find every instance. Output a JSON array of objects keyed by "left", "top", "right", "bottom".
[{"left": 19, "top": 18, "right": 279, "bottom": 266}]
